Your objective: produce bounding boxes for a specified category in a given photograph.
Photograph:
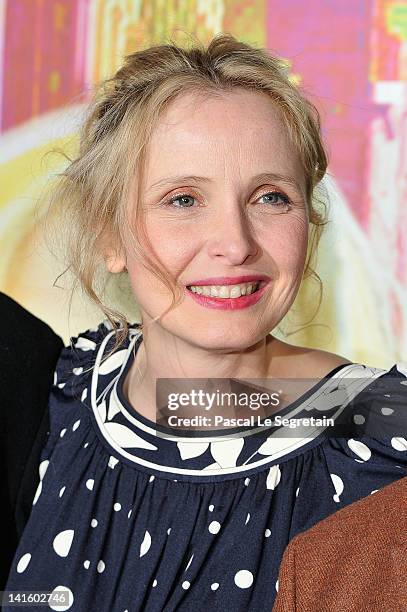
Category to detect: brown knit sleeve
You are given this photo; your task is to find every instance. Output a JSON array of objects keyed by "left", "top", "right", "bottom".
[{"left": 272, "top": 539, "right": 297, "bottom": 612}]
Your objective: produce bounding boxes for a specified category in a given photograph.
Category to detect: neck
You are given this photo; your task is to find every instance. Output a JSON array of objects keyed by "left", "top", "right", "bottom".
[{"left": 123, "top": 323, "right": 280, "bottom": 423}]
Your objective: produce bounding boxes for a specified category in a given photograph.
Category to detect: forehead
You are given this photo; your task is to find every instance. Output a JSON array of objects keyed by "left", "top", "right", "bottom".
[{"left": 143, "top": 88, "right": 304, "bottom": 184}]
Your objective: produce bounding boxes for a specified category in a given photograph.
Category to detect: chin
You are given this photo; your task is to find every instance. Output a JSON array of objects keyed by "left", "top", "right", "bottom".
[{"left": 179, "top": 326, "right": 268, "bottom": 351}]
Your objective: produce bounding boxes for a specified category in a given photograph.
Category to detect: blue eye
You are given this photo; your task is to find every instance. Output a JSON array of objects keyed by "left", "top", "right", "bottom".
[
  {"left": 258, "top": 191, "right": 291, "bottom": 208},
  {"left": 164, "top": 190, "right": 292, "bottom": 210},
  {"left": 167, "top": 194, "right": 196, "bottom": 208}
]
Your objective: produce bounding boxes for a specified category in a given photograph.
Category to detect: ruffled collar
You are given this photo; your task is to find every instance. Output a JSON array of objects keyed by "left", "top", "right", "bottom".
[{"left": 87, "top": 322, "right": 383, "bottom": 479}]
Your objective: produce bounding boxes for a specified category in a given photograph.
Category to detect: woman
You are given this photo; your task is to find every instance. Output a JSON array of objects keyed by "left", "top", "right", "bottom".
[{"left": 4, "top": 34, "right": 407, "bottom": 611}]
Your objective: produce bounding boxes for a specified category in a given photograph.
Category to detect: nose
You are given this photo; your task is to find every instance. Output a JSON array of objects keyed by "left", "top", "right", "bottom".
[{"left": 206, "top": 201, "right": 259, "bottom": 265}]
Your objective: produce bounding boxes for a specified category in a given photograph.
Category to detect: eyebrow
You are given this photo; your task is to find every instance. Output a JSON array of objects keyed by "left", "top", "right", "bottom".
[{"left": 148, "top": 173, "right": 304, "bottom": 196}]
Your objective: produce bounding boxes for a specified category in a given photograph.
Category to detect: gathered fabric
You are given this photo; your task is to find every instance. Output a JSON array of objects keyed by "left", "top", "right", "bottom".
[{"left": 5, "top": 321, "right": 407, "bottom": 611}]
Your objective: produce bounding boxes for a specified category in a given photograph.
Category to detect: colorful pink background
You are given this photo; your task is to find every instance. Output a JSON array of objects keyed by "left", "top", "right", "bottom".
[{"left": 1, "top": 0, "right": 406, "bottom": 366}]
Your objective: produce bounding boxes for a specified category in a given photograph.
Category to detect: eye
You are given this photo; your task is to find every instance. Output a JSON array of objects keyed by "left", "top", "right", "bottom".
[
  {"left": 162, "top": 189, "right": 292, "bottom": 210},
  {"left": 165, "top": 193, "right": 197, "bottom": 208},
  {"left": 257, "top": 191, "right": 292, "bottom": 210}
]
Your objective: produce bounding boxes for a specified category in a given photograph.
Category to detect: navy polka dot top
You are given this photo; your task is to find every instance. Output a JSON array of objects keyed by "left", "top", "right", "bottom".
[{"left": 5, "top": 321, "right": 407, "bottom": 611}]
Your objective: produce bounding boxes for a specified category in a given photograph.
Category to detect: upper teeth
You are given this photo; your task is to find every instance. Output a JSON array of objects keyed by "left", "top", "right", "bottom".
[{"left": 188, "top": 282, "right": 260, "bottom": 298}]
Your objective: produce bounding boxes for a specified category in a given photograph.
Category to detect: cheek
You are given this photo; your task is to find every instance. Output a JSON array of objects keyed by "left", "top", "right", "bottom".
[
  {"left": 126, "top": 220, "right": 196, "bottom": 289},
  {"left": 126, "top": 210, "right": 308, "bottom": 287},
  {"left": 149, "top": 216, "right": 202, "bottom": 267},
  {"left": 258, "top": 215, "right": 309, "bottom": 271}
]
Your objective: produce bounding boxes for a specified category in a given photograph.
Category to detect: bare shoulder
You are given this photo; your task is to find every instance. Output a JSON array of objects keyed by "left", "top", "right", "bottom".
[
  {"left": 269, "top": 337, "right": 352, "bottom": 378},
  {"left": 304, "top": 348, "right": 353, "bottom": 377}
]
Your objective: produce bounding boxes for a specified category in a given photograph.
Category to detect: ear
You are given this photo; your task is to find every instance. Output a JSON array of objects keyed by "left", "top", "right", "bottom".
[{"left": 105, "top": 247, "right": 127, "bottom": 274}]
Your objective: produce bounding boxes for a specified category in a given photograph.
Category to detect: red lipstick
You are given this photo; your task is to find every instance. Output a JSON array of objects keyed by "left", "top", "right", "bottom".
[
  {"left": 184, "top": 276, "right": 270, "bottom": 310},
  {"left": 185, "top": 274, "right": 270, "bottom": 286}
]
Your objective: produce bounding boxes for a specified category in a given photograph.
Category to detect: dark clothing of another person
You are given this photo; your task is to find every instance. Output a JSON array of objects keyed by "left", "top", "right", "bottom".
[{"left": 0, "top": 292, "right": 63, "bottom": 589}]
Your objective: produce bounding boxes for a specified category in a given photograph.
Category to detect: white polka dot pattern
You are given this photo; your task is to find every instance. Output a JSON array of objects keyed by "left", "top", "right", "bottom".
[{"left": 5, "top": 321, "right": 406, "bottom": 612}]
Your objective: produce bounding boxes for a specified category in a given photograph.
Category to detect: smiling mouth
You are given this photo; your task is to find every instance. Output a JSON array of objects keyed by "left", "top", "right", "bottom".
[{"left": 186, "top": 281, "right": 263, "bottom": 299}]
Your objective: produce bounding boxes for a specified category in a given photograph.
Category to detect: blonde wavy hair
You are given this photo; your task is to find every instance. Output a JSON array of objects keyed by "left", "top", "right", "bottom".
[{"left": 44, "top": 33, "right": 329, "bottom": 353}]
